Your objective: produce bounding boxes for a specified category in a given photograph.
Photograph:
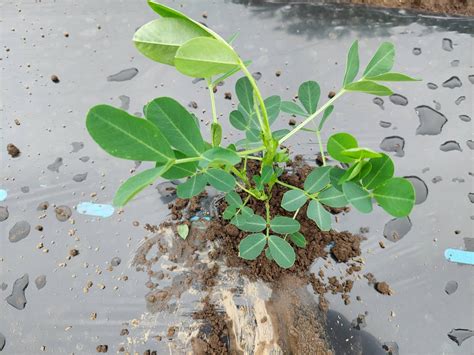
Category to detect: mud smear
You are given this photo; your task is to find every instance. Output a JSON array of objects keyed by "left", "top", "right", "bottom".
[
  {"left": 383, "top": 217, "right": 412, "bottom": 242},
  {"left": 415, "top": 105, "right": 447, "bottom": 135},
  {"left": 6, "top": 274, "right": 29, "bottom": 310},
  {"left": 380, "top": 136, "right": 405, "bottom": 157},
  {"left": 440, "top": 140, "right": 462, "bottom": 152},
  {"left": 46, "top": 157, "right": 63, "bottom": 172},
  {"left": 70, "top": 142, "right": 84, "bottom": 153},
  {"left": 107, "top": 68, "right": 139, "bottom": 82}
]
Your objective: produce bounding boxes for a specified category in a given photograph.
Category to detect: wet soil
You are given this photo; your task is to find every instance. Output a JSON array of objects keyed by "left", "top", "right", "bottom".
[{"left": 348, "top": 0, "right": 474, "bottom": 16}]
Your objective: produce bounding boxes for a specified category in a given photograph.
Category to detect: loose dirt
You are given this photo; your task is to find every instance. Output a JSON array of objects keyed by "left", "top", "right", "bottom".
[{"left": 348, "top": 0, "right": 474, "bottom": 16}]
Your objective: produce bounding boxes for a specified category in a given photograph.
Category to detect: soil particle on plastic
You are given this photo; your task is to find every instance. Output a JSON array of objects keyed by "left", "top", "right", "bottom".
[
  {"left": 224, "top": 92, "right": 231, "bottom": 100},
  {"left": 375, "top": 281, "right": 393, "bottom": 295},
  {"left": 69, "top": 249, "right": 79, "bottom": 257},
  {"left": 166, "top": 326, "right": 177, "bottom": 338},
  {"left": 328, "top": 91, "right": 336, "bottom": 98},
  {"left": 289, "top": 118, "right": 296, "bottom": 126},
  {"left": 120, "top": 328, "right": 129, "bottom": 336},
  {"left": 7, "top": 143, "right": 20, "bottom": 157},
  {"left": 37, "top": 201, "right": 49, "bottom": 211},
  {"left": 50, "top": 74, "right": 60, "bottom": 83},
  {"left": 96, "top": 344, "right": 108, "bottom": 353}
]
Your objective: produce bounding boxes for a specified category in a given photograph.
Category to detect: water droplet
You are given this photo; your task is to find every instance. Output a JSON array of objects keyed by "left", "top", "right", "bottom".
[
  {"left": 107, "top": 68, "right": 139, "bottom": 82},
  {"left": 70, "top": 142, "right": 84, "bottom": 153},
  {"left": 119, "top": 95, "right": 130, "bottom": 110},
  {"left": 389, "top": 94, "right": 408, "bottom": 106},
  {"left": 452, "top": 177, "right": 465, "bottom": 183},
  {"left": 55, "top": 205, "right": 72, "bottom": 222},
  {"left": 380, "top": 136, "right": 405, "bottom": 157},
  {"left": 433, "top": 100, "right": 441, "bottom": 110},
  {"left": 47, "top": 157, "right": 63, "bottom": 172},
  {"left": 455, "top": 96, "right": 466, "bottom": 105},
  {"left": 464, "top": 238, "right": 474, "bottom": 252},
  {"left": 192, "top": 78, "right": 204, "bottom": 84},
  {"left": 440, "top": 140, "right": 462, "bottom": 152},
  {"left": 445, "top": 280, "right": 458, "bottom": 295},
  {"left": 72, "top": 173, "right": 88, "bottom": 182},
  {"left": 468, "top": 193, "right": 474, "bottom": 204},
  {"left": 9, "top": 221, "right": 31, "bottom": 243},
  {"left": 0, "top": 332, "right": 5, "bottom": 351},
  {"left": 134, "top": 111, "right": 143, "bottom": 117},
  {"left": 432, "top": 176, "right": 442, "bottom": 183},
  {"left": 442, "top": 76, "right": 462, "bottom": 89},
  {"left": 252, "top": 72, "right": 262, "bottom": 81},
  {"left": 447, "top": 329, "right": 473, "bottom": 346},
  {"left": 373, "top": 97, "right": 384, "bottom": 110},
  {"left": 442, "top": 38, "right": 453, "bottom": 51},
  {"left": 383, "top": 217, "right": 412, "bottom": 242},
  {"left": 35, "top": 275, "right": 47, "bottom": 290},
  {"left": 111, "top": 257, "right": 122, "bottom": 267},
  {"left": 0, "top": 283, "right": 7, "bottom": 291},
  {"left": 0, "top": 206, "right": 8, "bottom": 222},
  {"left": 467, "top": 140, "right": 474, "bottom": 150},
  {"left": 412, "top": 47, "right": 421, "bottom": 55},
  {"left": 20, "top": 186, "right": 29, "bottom": 193},
  {"left": 379, "top": 121, "right": 391, "bottom": 128},
  {"left": 427, "top": 82, "right": 438, "bottom": 90},
  {"left": 415, "top": 106, "right": 447, "bottom": 135},
  {"left": 6, "top": 274, "right": 29, "bottom": 310},
  {"left": 405, "top": 176, "right": 428, "bottom": 204},
  {"left": 459, "top": 115, "right": 471, "bottom": 122},
  {"left": 469, "top": 75, "right": 474, "bottom": 84},
  {"left": 79, "top": 156, "right": 90, "bottom": 162},
  {"left": 451, "top": 60, "right": 460, "bottom": 67}
]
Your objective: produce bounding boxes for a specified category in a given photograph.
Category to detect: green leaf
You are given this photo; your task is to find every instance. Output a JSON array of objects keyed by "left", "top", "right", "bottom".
[
  {"left": 342, "top": 182, "right": 373, "bottom": 213},
  {"left": 260, "top": 166, "right": 274, "bottom": 185},
  {"left": 246, "top": 129, "right": 261, "bottom": 143},
  {"left": 298, "top": 81, "right": 320, "bottom": 115},
  {"left": 268, "top": 235, "right": 295, "bottom": 269},
  {"left": 273, "top": 129, "right": 290, "bottom": 142},
  {"left": 327, "top": 133, "right": 358, "bottom": 163},
  {"left": 177, "top": 224, "right": 189, "bottom": 240},
  {"left": 329, "top": 167, "right": 346, "bottom": 191},
  {"left": 229, "top": 110, "right": 248, "bottom": 131},
  {"left": 236, "top": 77, "right": 254, "bottom": 113},
  {"left": 177, "top": 174, "right": 207, "bottom": 198},
  {"left": 343, "top": 40, "right": 360, "bottom": 86},
  {"left": 175, "top": 37, "right": 239, "bottom": 78},
  {"left": 281, "top": 190, "right": 308, "bottom": 212},
  {"left": 158, "top": 151, "right": 198, "bottom": 179},
  {"left": 86, "top": 105, "right": 174, "bottom": 163},
  {"left": 233, "top": 213, "right": 266, "bottom": 232},
  {"left": 145, "top": 97, "right": 204, "bottom": 156},
  {"left": 211, "top": 123, "right": 222, "bottom": 147},
  {"left": 307, "top": 200, "right": 332, "bottom": 231},
  {"left": 265, "top": 247, "right": 273, "bottom": 260},
  {"left": 338, "top": 162, "right": 362, "bottom": 185},
  {"left": 361, "top": 153, "right": 394, "bottom": 189},
  {"left": 226, "top": 32, "right": 239, "bottom": 44},
  {"left": 373, "top": 177, "right": 415, "bottom": 217},
  {"left": 345, "top": 81, "right": 393, "bottom": 96},
  {"left": 133, "top": 18, "right": 212, "bottom": 66},
  {"left": 357, "top": 161, "right": 372, "bottom": 180},
  {"left": 341, "top": 147, "right": 382, "bottom": 160},
  {"left": 318, "top": 187, "right": 348, "bottom": 208},
  {"left": 265, "top": 95, "right": 282, "bottom": 125},
  {"left": 239, "top": 233, "right": 267, "bottom": 260},
  {"left": 270, "top": 216, "right": 300, "bottom": 234},
  {"left": 363, "top": 42, "right": 395, "bottom": 78},
  {"left": 366, "top": 72, "right": 420, "bottom": 82},
  {"left": 290, "top": 232, "right": 307, "bottom": 248},
  {"left": 223, "top": 205, "right": 237, "bottom": 220},
  {"left": 225, "top": 191, "right": 242, "bottom": 207},
  {"left": 201, "top": 147, "right": 241, "bottom": 168},
  {"left": 304, "top": 166, "right": 332, "bottom": 193},
  {"left": 205, "top": 169, "right": 236, "bottom": 192},
  {"left": 114, "top": 166, "right": 170, "bottom": 207},
  {"left": 281, "top": 101, "right": 308, "bottom": 117},
  {"left": 318, "top": 105, "right": 334, "bottom": 131}
]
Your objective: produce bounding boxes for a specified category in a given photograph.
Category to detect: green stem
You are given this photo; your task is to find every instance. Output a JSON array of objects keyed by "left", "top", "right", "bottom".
[
  {"left": 236, "top": 182, "right": 259, "bottom": 199},
  {"left": 238, "top": 147, "right": 265, "bottom": 156},
  {"left": 206, "top": 78, "right": 218, "bottom": 125},
  {"left": 280, "top": 89, "right": 345, "bottom": 144},
  {"left": 265, "top": 199, "right": 271, "bottom": 238},
  {"left": 316, "top": 130, "right": 326, "bottom": 166}
]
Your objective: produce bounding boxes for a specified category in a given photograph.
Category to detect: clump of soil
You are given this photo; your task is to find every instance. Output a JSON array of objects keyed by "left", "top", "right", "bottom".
[
  {"left": 7, "top": 143, "right": 20, "bottom": 158},
  {"left": 348, "top": 0, "right": 474, "bottom": 16}
]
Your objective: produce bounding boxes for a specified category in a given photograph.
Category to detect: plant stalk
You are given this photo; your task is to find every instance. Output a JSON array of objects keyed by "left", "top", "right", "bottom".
[{"left": 316, "top": 130, "right": 326, "bottom": 166}]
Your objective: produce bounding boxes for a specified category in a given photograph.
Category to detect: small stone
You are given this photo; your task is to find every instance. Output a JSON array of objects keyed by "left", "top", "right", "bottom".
[
  {"left": 14, "top": 118, "right": 21, "bottom": 125},
  {"left": 375, "top": 281, "right": 392, "bottom": 295},
  {"left": 167, "top": 326, "right": 177, "bottom": 337},
  {"left": 275, "top": 70, "right": 281, "bottom": 77},
  {"left": 289, "top": 118, "right": 296, "bottom": 126},
  {"left": 35, "top": 225, "right": 43, "bottom": 231},
  {"left": 69, "top": 249, "right": 79, "bottom": 257},
  {"left": 96, "top": 344, "right": 108, "bottom": 353},
  {"left": 64, "top": 32, "right": 69, "bottom": 37},
  {"left": 37, "top": 201, "right": 49, "bottom": 211},
  {"left": 120, "top": 328, "right": 129, "bottom": 336},
  {"left": 202, "top": 12, "right": 208, "bottom": 18},
  {"left": 90, "top": 312, "right": 97, "bottom": 320},
  {"left": 379, "top": 241, "right": 385, "bottom": 249},
  {"left": 188, "top": 101, "right": 198, "bottom": 109},
  {"left": 51, "top": 74, "right": 60, "bottom": 83},
  {"left": 224, "top": 92, "right": 232, "bottom": 100},
  {"left": 328, "top": 91, "right": 336, "bottom": 98},
  {"left": 7, "top": 143, "right": 20, "bottom": 157}
]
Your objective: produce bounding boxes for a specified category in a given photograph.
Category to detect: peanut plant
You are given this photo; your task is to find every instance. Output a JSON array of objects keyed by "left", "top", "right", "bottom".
[{"left": 86, "top": 1, "right": 419, "bottom": 268}]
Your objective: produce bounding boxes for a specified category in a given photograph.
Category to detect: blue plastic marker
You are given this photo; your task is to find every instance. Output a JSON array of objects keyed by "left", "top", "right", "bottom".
[
  {"left": 444, "top": 248, "right": 474, "bottom": 266},
  {"left": 77, "top": 202, "right": 114, "bottom": 218},
  {"left": 0, "top": 189, "right": 7, "bottom": 201}
]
